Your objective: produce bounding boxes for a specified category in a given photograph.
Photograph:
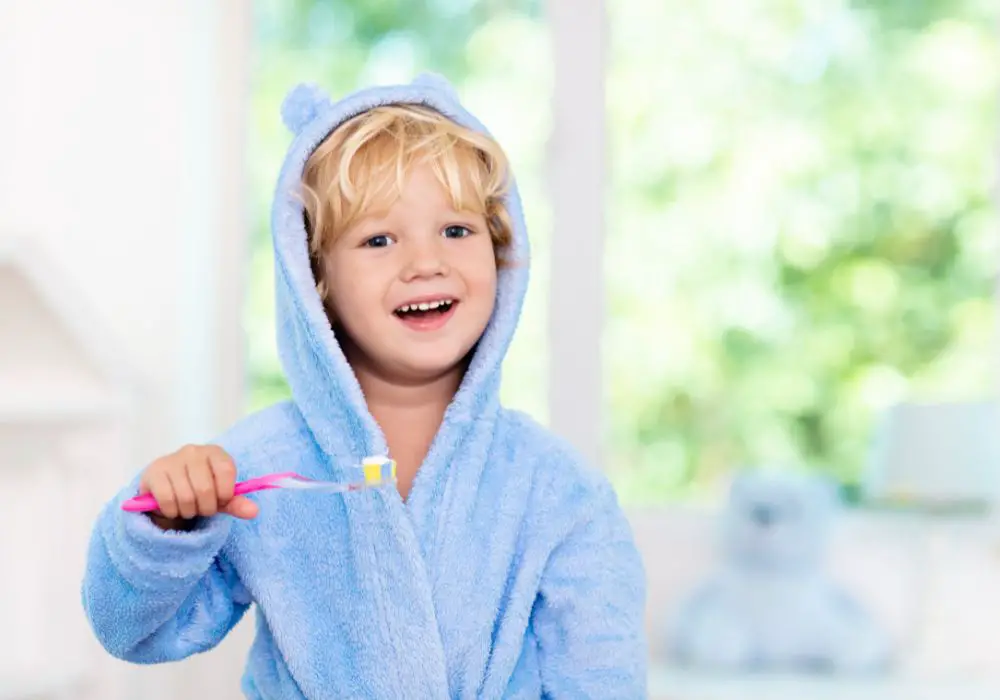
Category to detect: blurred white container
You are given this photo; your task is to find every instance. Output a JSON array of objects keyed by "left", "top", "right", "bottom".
[{"left": 865, "top": 400, "right": 999, "bottom": 510}]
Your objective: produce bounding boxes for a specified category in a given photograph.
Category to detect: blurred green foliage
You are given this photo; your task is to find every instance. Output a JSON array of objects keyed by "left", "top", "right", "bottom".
[
  {"left": 606, "top": 0, "right": 999, "bottom": 502},
  {"left": 246, "top": 0, "right": 998, "bottom": 504}
]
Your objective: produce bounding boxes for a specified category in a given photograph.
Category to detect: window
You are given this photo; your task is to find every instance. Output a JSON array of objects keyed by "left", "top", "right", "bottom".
[
  {"left": 246, "top": 0, "right": 551, "bottom": 421},
  {"left": 246, "top": 1, "right": 999, "bottom": 508},
  {"left": 605, "top": 0, "right": 999, "bottom": 504}
]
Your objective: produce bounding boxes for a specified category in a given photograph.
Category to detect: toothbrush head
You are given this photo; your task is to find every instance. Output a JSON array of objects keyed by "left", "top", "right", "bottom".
[
  {"left": 269, "top": 457, "right": 397, "bottom": 492},
  {"left": 362, "top": 455, "right": 396, "bottom": 485}
]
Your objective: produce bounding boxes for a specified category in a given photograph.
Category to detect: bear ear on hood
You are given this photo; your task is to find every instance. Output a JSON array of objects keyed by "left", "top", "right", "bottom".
[
  {"left": 280, "top": 83, "right": 333, "bottom": 135},
  {"left": 279, "top": 75, "right": 458, "bottom": 136}
]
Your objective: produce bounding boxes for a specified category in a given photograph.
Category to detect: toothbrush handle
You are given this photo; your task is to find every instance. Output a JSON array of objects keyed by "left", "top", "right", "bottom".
[
  {"left": 120, "top": 473, "right": 294, "bottom": 513},
  {"left": 120, "top": 492, "right": 165, "bottom": 513}
]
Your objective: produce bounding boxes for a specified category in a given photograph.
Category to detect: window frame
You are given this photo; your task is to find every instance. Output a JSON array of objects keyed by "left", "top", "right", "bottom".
[{"left": 545, "top": 0, "right": 608, "bottom": 470}]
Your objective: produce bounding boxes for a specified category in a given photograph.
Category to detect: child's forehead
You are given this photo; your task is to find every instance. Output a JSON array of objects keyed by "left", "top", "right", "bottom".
[
  {"left": 349, "top": 153, "right": 488, "bottom": 205},
  {"left": 326, "top": 106, "right": 488, "bottom": 173},
  {"left": 356, "top": 184, "right": 484, "bottom": 222}
]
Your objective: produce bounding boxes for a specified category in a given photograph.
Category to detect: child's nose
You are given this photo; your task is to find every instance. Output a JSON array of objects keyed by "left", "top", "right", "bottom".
[{"left": 401, "top": 237, "right": 450, "bottom": 279}]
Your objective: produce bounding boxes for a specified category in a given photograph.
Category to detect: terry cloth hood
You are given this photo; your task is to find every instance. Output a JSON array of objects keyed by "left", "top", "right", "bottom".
[
  {"left": 81, "top": 73, "right": 647, "bottom": 700},
  {"left": 271, "top": 72, "right": 529, "bottom": 478}
]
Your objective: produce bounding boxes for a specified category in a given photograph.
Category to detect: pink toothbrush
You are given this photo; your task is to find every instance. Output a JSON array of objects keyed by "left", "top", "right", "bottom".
[{"left": 121, "top": 456, "right": 396, "bottom": 513}]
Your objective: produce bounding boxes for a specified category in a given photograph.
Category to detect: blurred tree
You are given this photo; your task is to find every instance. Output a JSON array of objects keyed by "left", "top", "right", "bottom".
[{"left": 606, "top": 0, "right": 999, "bottom": 503}]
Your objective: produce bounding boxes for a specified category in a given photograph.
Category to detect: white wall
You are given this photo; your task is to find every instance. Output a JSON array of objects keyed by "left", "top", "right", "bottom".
[
  {"left": 0, "top": 0, "right": 249, "bottom": 446},
  {"left": 0, "top": 1, "right": 251, "bottom": 698}
]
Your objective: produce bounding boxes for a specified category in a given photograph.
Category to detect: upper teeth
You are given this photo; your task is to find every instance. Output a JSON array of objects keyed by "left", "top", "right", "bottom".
[{"left": 398, "top": 299, "right": 452, "bottom": 313}]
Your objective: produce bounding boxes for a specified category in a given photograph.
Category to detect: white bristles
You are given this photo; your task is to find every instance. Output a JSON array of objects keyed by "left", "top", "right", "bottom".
[
  {"left": 270, "top": 474, "right": 394, "bottom": 493},
  {"left": 267, "top": 456, "right": 397, "bottom": 495},
  {"left": 270, "top": 476, "right": 323, "bottom": 490}
]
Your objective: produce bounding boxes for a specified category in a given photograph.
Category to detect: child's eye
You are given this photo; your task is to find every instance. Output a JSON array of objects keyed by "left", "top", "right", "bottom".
[
  {"left": 363, "top": 234, "right": 393, "bottom": 248},
  {"left": 443, "top": 225, "right": 472, "bottom": 239}
]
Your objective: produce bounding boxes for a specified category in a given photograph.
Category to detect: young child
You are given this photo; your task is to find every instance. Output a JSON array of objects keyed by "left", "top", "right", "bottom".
[{"left": 82, "top": 73, "right": 647, "bottom": 699}]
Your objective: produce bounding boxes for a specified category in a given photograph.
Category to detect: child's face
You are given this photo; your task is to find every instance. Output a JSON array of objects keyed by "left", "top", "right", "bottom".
[{"left": 321, "top": 164, "right": 498, "bottom": 383}]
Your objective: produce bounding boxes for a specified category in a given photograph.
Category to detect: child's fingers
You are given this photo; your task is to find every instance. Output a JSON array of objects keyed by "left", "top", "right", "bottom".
[
  {"left": 167, "top": 468, "right": 199, "bottom": 520},
  {"left": 208, "top": 449, "right": 237, "bottom": 504},
  {"left": 146, "top": 470, "right": 179, "bottom": 519},
  {"left": 138, "top": 445, "right": 240, "bottom": 525},
  {"left": 187, "top": 461, "right": 219, "bottom": 517},
  {"left": 221, "top": 495, "right": 259, "bottom": 520},
  {"left": 138, "top": 456, "right": 168, "bottom": 496}
]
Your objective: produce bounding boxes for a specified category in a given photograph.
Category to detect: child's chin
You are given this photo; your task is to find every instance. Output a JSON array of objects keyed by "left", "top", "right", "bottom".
[{"left": 396, "top": 351, "right": 469, "bottom": 381}]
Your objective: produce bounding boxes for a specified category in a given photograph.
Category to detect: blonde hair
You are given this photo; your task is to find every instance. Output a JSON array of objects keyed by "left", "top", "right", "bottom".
[{"left": 302, "top": 104, "right": 515, "bottom": 300}]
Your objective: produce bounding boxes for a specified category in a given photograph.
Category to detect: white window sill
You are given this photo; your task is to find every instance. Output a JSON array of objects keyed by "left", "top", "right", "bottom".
[
  {"left": 648, "top": 666, "right": 1000, "bottom": 700},
  {"left": 0, "top": 674, "right": 85, "bottom": 700}
]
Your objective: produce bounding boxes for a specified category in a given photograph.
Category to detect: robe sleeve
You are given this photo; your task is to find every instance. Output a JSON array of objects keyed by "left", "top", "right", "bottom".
[{"left": 81, "top": 481, "right": 251, "bottom": 663}]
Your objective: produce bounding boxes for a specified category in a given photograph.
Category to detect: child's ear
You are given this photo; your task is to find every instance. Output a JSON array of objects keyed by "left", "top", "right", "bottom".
[{"left": 281, "top": 83, "right": 333, "bottom": 135}]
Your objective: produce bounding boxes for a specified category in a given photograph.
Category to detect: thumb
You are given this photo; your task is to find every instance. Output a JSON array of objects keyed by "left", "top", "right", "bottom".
[{"left": 222, "top": 495, "right": 259, "bottom": 520}]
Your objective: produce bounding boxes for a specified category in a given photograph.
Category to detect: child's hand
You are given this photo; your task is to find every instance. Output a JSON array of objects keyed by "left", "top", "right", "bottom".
[{"left": 138, "top": 444, "right": 259, "bottom": 530}]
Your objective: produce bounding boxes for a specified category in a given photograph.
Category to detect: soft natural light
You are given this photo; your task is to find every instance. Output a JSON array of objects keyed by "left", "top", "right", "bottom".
[{"left": 604, "top": 0, "right": 999, "bottom": 505}]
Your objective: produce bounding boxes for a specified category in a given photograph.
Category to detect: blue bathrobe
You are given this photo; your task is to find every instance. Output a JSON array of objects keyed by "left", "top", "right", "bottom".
[{"left": 82, "top": 74, "right": 647, "bottom": 699}]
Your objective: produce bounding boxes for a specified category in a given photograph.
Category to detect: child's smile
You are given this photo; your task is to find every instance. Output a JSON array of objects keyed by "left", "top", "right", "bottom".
[{"left": 393, "top": 295, "right": 458, "bottom": 332}]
